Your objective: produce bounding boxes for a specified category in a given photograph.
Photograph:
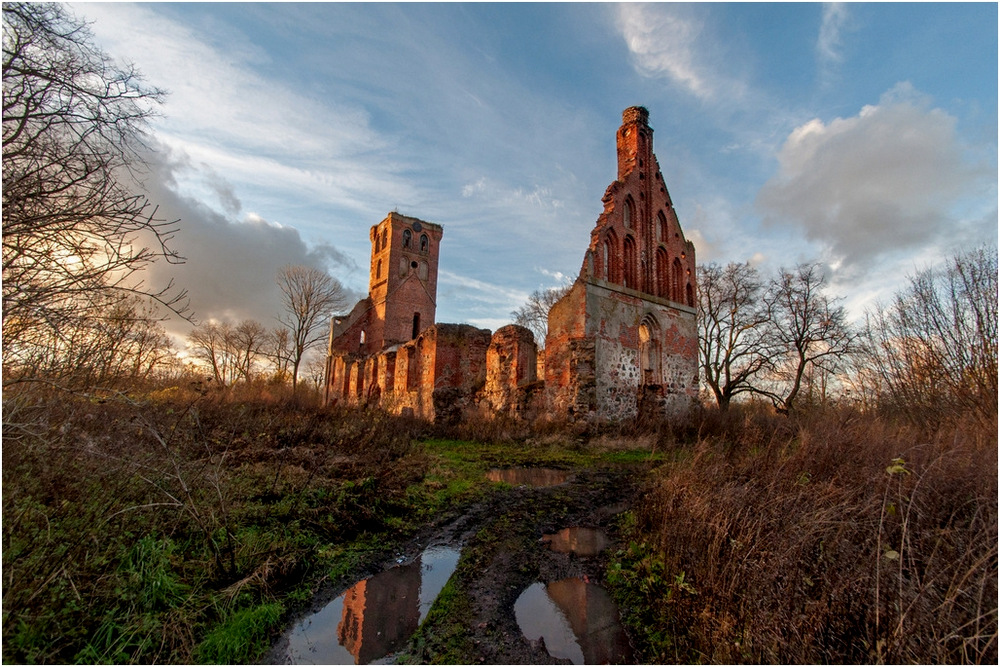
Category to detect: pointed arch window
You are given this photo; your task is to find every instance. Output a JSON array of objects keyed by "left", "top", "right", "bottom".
[
  {"left": 402, "top": 229, "right": 412, "bottom": 249},
  {"left": 605, "top": 230, "right": 620, "bottom": 284},
  {"left": 623, "top": 196, "right": 635, "bottom": 229},
  {"left": 623, "top": 235, "right": 637, "bottom": 289},
  {"left": 672, "top": 258, "right": 684, "bottom": 303},
  {"left": 376, "top": 259, "right": 382, "bottom": 279},
  {"left": 657, "top": 211, "right": 668, "bottom": 242},
  {"left": 655, "top": 247, "right": 669, "bottom": 298},
  {"left": 420, "top": 234, "right": 429, "bottom": 252}
]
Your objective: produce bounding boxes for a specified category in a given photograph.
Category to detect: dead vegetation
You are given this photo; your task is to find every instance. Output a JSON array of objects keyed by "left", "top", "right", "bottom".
[{"left": 618, "top": 405, "right": 998, "bottom": 664}]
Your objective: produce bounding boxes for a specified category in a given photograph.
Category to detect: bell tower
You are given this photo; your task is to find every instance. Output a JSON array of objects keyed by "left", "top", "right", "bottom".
[{"left": 368, "top": 212, "right": 443, "bottom": 349}]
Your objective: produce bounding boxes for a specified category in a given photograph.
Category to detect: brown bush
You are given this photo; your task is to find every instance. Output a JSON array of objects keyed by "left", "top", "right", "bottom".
[{"left": 632, "top": 405, "right": 998, "bottom": 664}]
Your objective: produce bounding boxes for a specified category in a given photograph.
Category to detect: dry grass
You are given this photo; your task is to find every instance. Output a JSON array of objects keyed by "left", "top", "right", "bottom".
[{"left": 629, "top": 405, "right": 998, "bottom": 663}]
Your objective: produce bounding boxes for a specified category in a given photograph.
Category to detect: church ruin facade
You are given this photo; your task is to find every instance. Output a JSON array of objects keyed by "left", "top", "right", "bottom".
[{"left": 323, "top": 107, "right": 698, "bottom": 422}]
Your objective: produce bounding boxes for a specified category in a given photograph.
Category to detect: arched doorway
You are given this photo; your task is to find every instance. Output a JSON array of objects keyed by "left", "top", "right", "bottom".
[{"left": 638, "top": 314, "right": 661, "bottom": 386}]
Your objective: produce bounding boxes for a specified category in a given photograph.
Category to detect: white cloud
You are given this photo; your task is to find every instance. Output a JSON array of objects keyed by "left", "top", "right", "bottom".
[
  {"left": 616, "top": 3, "right": 747, "bottom": 103},
  {"left": 757, "top": 83, "right": 996, "bottom": 278},
  {"left": 617, "top": 3, "right": 709, "bottom": 98},
  {"left": 817, "top": 3, "right": 850, "bottom": 66}
]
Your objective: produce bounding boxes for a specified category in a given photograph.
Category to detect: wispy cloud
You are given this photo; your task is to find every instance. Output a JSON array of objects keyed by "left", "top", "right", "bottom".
[
  {"left": 76, "top": 3, "right": 419, "bottom": 232},
  {"left": 616, "top": 3, "right": 712, "bottom": 99},
  {"left": 615, "top": 3, "right": 750, "bottom": 104},
  {"left": 817, "top": 2, "right": 851, "bottom": 86},
  {"left": 817, "top": 3, "right": 850, "bottom": 65}
]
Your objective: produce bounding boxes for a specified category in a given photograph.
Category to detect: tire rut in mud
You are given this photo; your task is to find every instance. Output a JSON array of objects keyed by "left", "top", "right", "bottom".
[{"left": 403, "top": 467, "right": 638, "bottom": 664}]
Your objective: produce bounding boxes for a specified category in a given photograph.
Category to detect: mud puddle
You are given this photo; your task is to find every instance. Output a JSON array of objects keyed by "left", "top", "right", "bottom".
[
  {"left": 541, "top": 526, "right": 610, "bottom": 556},
  {"left": 486, "top": 467, "right": 571, "bottom": 487},
  {"left": 276, "top": 545, "right": 460, "bottom": 665},
  {"left": 515, "top": 578, "right": 634, "bottom": 665}
]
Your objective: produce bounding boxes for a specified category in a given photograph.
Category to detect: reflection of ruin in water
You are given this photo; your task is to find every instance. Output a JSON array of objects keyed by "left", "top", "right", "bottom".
[
  {"left": 515, "top": 578, "right": 633, "bottom": 665},
  {"left": 542, "top": 527, "right": 610, "bottom": 556},
  {"left": 281, "top": 546, "right": 459, "bottom": 664},
  {"left": 485, "top": 467, "right": 571, "bottom": 487}
]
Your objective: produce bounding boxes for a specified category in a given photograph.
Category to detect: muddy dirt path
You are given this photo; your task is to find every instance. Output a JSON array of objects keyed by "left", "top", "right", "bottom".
[{"left": 266, "top": 466, "right": 641, "bottom": 665}]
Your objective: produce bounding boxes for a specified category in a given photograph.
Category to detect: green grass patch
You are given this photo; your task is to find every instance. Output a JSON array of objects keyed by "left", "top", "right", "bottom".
[{"left": 193, "top": 601, "right": 284, "bottom": 664}]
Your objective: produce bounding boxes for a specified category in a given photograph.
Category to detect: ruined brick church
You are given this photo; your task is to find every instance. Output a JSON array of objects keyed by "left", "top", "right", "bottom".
[{"left": 324, "top": 107, "right": 698, "bottom": 422}]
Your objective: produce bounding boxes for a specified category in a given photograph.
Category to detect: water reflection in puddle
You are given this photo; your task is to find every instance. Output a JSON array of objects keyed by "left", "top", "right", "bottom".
[
  {"left": 514, "top": 578, "right": 633, "bottom": 665},
  {"left": 542, "top": 527, "right": 610, "bottom": 556},
  {"left": 281, "top": 545, "right": 460, "bottom": 664},
  {"left": 486, "top": 467, "right": 570, "bottom": 487}
]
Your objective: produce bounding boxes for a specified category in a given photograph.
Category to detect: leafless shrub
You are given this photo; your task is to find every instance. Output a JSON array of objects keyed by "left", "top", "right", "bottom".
[
  {"left": 633, "top": 406, "right": 997, "bottom": 664},
  {"left": 860, "top": 246, "right": 998, "bottom": 428}
]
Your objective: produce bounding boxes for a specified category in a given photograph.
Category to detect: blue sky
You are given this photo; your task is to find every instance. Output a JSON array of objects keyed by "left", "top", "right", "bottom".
[{"left": 74, "top": 2, "right": 997, "bottom": 339}]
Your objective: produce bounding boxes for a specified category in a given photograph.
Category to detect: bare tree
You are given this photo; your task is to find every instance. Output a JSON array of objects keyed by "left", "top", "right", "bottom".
[
  {"left": 2, "top": 2, "right": 186, "bottom": 384},
  {"left": 3, "top": 292, "right": 175, "bottom": 387},
  {"left": 763, "top": 263, "right": 857, "bottom": 413},
  {"left": 230, "top": 319, "right": 268, "bottom": 383},
  {"left": 186, "top": 319, "right": 269, "bottom": 385},
  {"left": 187, "top": 321, "right": 232, "bottom": 385},
  {"left": 697, "top": 262, "right": 777, "bottom": 411},
  {"left": 511, "top": 284, "right": 572, "bottom": 346},
  {"left": 861, "top": 246, "right": 997, "bottom": 425},
  {"left": 276, "top": 265, "right": 348, "bottom": 389},
  {"left": 265, "top": 327, "right": 293, "bottom": 382}
]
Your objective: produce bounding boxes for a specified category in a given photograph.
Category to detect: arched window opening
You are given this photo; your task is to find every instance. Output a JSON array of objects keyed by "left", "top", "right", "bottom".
[
  {"left": 374, "top": 234, "right": 380, "bottom": 253},
  {"left": 623, "top": 235, "right": 637, "bottom": 289},
  {"left": 623, "top": 197, "right": 634, "bottom": 229},
  {"left": 601, "top": 242, "right": 609, "bottom": 281},
  {"left": 406, "top": 347, "right": 419, "bottom": 391},
  {"left": 420, "top": 234, "right": 429, "bottom": 252},
  {"left": 605, "top": 230, "right": 620, "bottom": 284},
  {"left": 412, "top": 312, "right": 421, "bottom": 339},
  {"left": 657, "top": 211, "right": 668, "bottom": 242},
  {"left": 686, "top": 283, "right": 694, "bottom": 308},
  {"left": 672, "top": 258, "right": 684, "bottom": 303},
  {"left": 418, "top": 261, "right": 429, "bottom": 281},
  {"left": 639, "top": 314, "right": 661, "bottom": 385},
  {"left": 402, "top": 229, "right": 412, "bottom": 249},
  {"left": 381, "top": 228, "right": 388, "bottom": 248},
  {"left": 655, "top": 247, "right": 669, "bottom": 298},
  {"left": 376, "top": 259, "right": 382, "bottom": 279},
  {"left": 360, "top": 330, "right": 366, "bottom": 345}
]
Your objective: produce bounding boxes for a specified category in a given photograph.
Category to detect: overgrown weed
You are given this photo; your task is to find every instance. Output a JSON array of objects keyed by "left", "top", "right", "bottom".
[
  {"left": 1, "top": 383, "right": 426, "bottom": 664},
  {"left": 612, "top": 404, "right": 998, "bottom": 664}
]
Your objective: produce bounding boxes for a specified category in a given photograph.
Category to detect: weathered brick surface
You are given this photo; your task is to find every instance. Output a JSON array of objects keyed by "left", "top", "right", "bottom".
[
  {"left": 545, "top": 107, "right": 698, "bottom": 421},
  {"left": 483, "top": 325, "right": 538, "bottom": 417},
  {"left": 325, "top": 107, "right": 698, "bottom": 423},
  {"left": 329, "top": 212, "right": 442, "bottom": 357}
]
